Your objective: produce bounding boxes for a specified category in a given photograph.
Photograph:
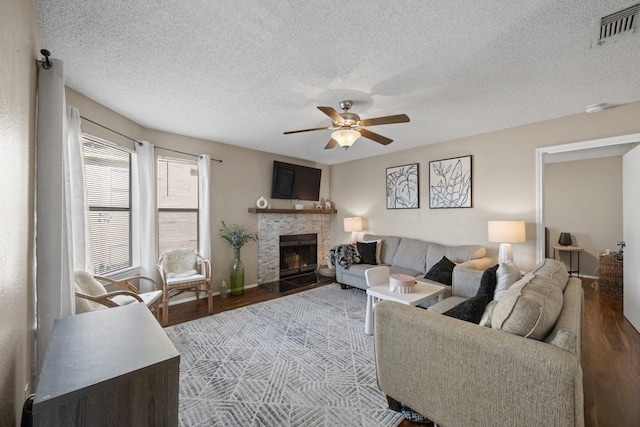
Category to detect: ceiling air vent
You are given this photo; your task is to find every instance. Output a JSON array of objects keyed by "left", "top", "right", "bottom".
[{"left": 594, "top": 2, "right": 639, "bottom": 46}]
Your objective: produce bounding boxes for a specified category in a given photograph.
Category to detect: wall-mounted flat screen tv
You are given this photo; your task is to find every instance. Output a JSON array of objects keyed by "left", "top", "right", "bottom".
[{"left": 271, "top": 161, "right": 322, "bottom": 201}]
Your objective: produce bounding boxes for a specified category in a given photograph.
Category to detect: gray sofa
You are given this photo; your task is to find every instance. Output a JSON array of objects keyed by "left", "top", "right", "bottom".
[
  {"left": 336, "top": 233, "right": 494, "bottom": 296},
  {"left": 374, "top": 258, "right": 584, "bottom": 427}
]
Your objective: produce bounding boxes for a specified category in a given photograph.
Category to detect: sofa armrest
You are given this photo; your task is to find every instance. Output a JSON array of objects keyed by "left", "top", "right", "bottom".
[{"left": 374, "top": 301, "right": 584, "bottom": 427}]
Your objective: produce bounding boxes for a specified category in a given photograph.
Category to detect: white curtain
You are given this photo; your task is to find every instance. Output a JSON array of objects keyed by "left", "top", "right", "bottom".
[
  {"left": 65, "top": 106, "right": 93, "bottom": 274},
  {"left": 35, "top": 59, "right": 91, "bottom": 375},
  {"left": 198, "top": 154, "right": 212, "bottom": 261},
  {"left": 136, "top": 141, "right": 158, "bottom": 283}
]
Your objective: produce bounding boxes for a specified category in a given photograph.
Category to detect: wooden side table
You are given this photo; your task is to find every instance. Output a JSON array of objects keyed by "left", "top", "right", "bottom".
[{"left": 552, "top": 245, "right": 584, "bottom": 277}]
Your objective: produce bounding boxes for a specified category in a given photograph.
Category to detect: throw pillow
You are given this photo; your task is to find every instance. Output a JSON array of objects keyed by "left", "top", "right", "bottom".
[
  {"left": 493, "top": 262, "right": 521, "bottom": 300},
  {"left": 476, "top": 264, "right": 499, "bottom": 301},
  {"left": 443, "top": 294, "right": 489, "bottom": 324},
  {"left": 359, "top": 239, "right": 382, "bottom": 264},
  {"left": 424, "top": 256, "right": 456, "bottom": 285},
  {"left": 356, "top": 241, "right": 378, "bottom": 265}
]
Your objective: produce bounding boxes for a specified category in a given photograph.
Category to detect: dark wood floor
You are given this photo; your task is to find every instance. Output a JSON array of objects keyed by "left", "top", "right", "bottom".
[{"left": 165, "top": 279, "right": 640, "bottom": 427}]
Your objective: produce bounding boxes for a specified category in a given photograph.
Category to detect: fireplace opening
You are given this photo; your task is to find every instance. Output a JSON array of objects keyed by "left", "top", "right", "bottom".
[{"left": 279, "top": 233, "right": 317, "bottom": 278}]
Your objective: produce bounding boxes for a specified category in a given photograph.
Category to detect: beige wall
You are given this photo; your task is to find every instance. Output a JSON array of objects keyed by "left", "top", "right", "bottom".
[
  {"left": 0, "top": 0, "right": 40, "bottom": 424},
  {"left": 545, "top": 157, "right": 623, "bottom": 277},
  {"left": 329, "top": 101, "right": 640, "bottom": 272},
  {"left": 66, "top": 89, "right": 331, "bottom": 290}
]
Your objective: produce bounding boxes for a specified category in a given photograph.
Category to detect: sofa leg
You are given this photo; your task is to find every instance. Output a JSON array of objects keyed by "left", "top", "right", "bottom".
[
  {"left": 386, "top": 395, "right": 402, "bottom": 412},
  {"left": 340, "top": 284, "right": 349, "bottom": 290}
]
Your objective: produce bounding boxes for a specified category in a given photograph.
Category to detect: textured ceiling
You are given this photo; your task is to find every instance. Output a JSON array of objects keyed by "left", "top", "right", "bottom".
[{"left": 35, "top": 0, "right": 640, "bottom": 165}]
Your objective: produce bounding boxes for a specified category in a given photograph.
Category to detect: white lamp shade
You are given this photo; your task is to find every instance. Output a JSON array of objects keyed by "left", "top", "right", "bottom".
[
  {"left": 487, "top": 220, "right": 526, "bottom": 243},
  {"left": 343, "top": 217, "right": 364, "bottom": 232},
  {"left": 331, "top": 129, "right": 361, "bottom": 148}
]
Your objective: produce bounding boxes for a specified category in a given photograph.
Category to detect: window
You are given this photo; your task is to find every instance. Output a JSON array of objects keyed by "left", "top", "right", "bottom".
[
  {"left": 157, "top": 157, "right": 199, "bottom": 255},
  {"left": 83, "top": 136, "right": 132, "bottom": 274}
]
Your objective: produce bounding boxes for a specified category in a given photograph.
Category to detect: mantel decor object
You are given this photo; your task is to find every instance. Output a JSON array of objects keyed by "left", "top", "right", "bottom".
[
  {"left": 256, "top": 196, "right": 268, "bottom": 209},
  {"left": 558, "top": 232, "right": 572, "bottom": 246},
  {"left": 218, "top": 221, "right": 258, "bottom": 296}
]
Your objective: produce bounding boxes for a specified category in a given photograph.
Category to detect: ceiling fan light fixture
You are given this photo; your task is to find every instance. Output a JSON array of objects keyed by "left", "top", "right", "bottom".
[{"left": 331, "top": 129, "right": 361, "bottom": 149}]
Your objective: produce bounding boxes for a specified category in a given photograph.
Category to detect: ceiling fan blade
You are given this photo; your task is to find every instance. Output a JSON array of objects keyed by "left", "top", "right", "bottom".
[
  {"left": 359, "top": 128, "right": 393, "bottom": 145},
  {"left": 324, "top": 138, "right": 338, "bottom": 149},
  {"left": 317, "top": 106, "right": 344, "bottom": 123},
  {"left": 359, "top": 114, "right": 410, "bottom": 127},
  {"left": 283, "top": 126, "right": 329, "bottom": 135}
]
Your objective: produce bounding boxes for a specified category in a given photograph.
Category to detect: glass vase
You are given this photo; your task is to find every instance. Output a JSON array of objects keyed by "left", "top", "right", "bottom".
[{"left": 230, "top": 247, "right": 245, "bottom": 296}]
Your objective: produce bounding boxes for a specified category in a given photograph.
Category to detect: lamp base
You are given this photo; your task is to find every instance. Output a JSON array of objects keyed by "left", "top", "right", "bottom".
[{"left": 498, "top": 243, "right": 514, "bottom": 264}]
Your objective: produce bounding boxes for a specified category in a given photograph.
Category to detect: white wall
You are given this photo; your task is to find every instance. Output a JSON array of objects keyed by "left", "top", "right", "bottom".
[
  {"left": 0, "top": 0, "right": 40, "bottom": 424},
  {"left": 329, "top": 102, "right": 640, "bottom": 272}
]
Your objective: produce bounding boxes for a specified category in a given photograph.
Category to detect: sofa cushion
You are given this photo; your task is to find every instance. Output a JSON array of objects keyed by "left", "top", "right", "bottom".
[
  {"left": 362, "top": 234, "right": 401, "bottom": 265},
  {"left": 393, "top": 238, "right": 429, "bottom": 272},
  {"left": 528, "top": 258, "right": 570, "bottom": 292},
  {"left": 388, "top": 265, "right": 423, "bottom": 277},
  {"left": 476, "top": 264, "right": 499, "bottom": 300},
  {"left": 491, "top": 271, "right": 565, "bottom": 340},
  {"left": 443, "top": 294, "right": 489, "bottom": 324},
  {"left": 494, "top": 262, "right": 521, "bottom": 300},
  {"left": 424, "top": 256, "right": 456, "bottom": 286},
  {"left": 356, "top": 241, "right": 378, "bottom": 265}
]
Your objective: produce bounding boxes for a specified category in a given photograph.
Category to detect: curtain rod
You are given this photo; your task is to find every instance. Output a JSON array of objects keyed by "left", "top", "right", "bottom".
[{"left": 80, "top": 115, "right": 223, "bottom": 163}]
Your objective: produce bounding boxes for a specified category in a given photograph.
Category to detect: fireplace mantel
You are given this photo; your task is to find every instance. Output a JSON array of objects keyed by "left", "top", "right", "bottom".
[{"left": 248, "top": 208, "right": 337, "bottom": 215}]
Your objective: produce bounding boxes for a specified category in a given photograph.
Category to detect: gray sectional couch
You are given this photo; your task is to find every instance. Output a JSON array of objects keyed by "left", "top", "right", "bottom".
[
  {"left": 374, "top": 258, "right": 584, "bottom": 426},
  {"left": 335, "top": 233, "right": 494, "bottom": 296}
]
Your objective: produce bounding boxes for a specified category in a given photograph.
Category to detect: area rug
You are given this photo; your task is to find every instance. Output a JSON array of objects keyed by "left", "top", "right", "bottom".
[{"left": 165, "top": 284, "right": 404, "bottom": 427}]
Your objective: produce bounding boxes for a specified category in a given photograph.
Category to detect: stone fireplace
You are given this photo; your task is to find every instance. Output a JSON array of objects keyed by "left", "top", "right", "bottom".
[{"left": 254, "top": 210, "right": 333, "bottom": 284}]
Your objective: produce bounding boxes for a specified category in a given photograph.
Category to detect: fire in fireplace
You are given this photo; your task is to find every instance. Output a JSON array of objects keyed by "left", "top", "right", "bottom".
[{"left": 279, "top": 233, "right": 317, "bottom": 278}]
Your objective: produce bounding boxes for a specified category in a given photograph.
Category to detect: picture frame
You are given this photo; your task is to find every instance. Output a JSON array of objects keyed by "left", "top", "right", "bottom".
[
  {"left": 429, "top": 155, "right": 472, "bottom": 209},
  {"left": 386, "top": 163, "right": 419, "bottom": 209}
]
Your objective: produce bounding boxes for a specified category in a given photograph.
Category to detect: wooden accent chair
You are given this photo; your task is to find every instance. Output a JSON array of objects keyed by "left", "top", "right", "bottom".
[
  {"left": 74, "top": 271, "right": 162, "bottom": 320},
  {"left": 157, "top": 249, "right": 213, "bottom": 326}
]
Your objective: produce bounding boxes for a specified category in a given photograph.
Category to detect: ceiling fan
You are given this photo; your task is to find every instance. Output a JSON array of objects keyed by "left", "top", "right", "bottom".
[{"left": 284, "top": 100, "right": 410, "bottom": 150}]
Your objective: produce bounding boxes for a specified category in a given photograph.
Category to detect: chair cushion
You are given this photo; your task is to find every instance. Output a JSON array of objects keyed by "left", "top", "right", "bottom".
[
  {"left": 166, "top": 273, "right": 206, "bottom": 286},
  {"left": 113, "top": 290, "right": 162, "bottom": 307},
  {"left": 75, "top": 271, "right": 108, "bottom": 313},
  {"left": 161, "top": 249, "right": 197, "bottom": 275}
]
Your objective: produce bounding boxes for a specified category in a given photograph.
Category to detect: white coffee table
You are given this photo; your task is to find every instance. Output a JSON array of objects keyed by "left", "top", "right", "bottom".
[{"left": 364, "top": 281, "right": 446, "bottom": 335}]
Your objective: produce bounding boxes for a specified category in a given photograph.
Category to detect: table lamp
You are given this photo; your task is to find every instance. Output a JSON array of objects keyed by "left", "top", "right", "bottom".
[
  {"left": 343, "top": 217, "right": 364, "bottom": 244},
  {"left": 488, "top": 220, "right": 526, "bottom": 264}
]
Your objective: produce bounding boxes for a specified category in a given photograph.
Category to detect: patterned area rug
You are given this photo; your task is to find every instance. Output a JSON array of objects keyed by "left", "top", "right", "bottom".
[{"left": 165, "top": 284, "right": 404, "bottom": 427}]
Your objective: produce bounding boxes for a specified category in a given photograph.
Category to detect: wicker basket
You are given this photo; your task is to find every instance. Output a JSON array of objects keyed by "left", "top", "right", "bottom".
[
  {"left": 317, "top": 265, "right": 336, "bottom": 278},
  {"left": 598, "top": 253, "right": 623, "bottom": 299}
]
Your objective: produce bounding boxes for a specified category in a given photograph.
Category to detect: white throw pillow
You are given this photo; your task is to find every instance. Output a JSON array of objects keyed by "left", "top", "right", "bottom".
[
  {"left": 359, "top": 239, "right": 382, "bottom": 265},
  {"left": 494, "top": 262, "right": 521, "bottom": 300}
]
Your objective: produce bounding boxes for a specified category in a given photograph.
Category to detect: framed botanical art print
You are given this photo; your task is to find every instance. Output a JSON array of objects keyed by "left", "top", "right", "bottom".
[
  {"left": 386, "top": 163, "right": 419, "bottom": 209},
  {"left": 429, "top": 155, "right": 472, "bottom": 208}
]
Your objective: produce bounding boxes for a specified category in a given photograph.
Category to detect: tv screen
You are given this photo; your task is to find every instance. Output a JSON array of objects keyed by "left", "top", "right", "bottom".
[{"left": 271, "top": 161, "right": 322, "bottom": 201}]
